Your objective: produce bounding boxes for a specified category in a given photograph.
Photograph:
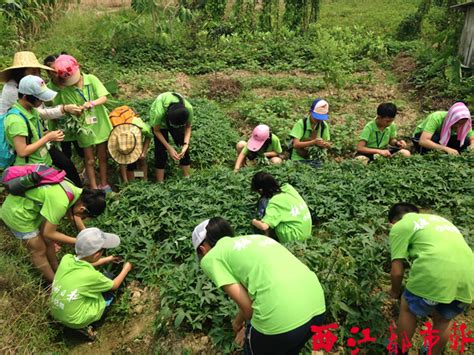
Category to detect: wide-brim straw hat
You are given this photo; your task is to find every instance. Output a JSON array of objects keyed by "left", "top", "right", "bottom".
[
  {"left": 108, "top": 124, "right": 143, "bottom": 165},
  {"left": 0, "top": 52, "right": 54, "bottom": 82}
]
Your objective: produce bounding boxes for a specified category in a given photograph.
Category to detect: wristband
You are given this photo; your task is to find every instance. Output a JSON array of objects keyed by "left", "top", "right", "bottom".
[{"left": 183, "top": 142, "right": 189, "bottom": 145}]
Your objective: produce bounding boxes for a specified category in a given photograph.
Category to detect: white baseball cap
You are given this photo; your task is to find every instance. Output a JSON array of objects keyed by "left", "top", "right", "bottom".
[
  {"left": 18, "top": 75, "right": 57, "bottom": 102},
  {"left": 192, "top": 219, "right": 210, "bottom": 251},
  {"left": 75, "top": 227, "right": 121, "bottom": 259}
]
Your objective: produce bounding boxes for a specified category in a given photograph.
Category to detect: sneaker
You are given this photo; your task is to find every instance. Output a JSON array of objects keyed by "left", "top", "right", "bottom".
[{"left": 98, "top": 184, "right": 113, "bottom": 193}]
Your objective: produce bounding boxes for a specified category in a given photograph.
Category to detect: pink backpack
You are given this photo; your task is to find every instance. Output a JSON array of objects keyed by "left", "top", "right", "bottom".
[{"left": 1, "top": 164, "right": 74, "bottom": 202}]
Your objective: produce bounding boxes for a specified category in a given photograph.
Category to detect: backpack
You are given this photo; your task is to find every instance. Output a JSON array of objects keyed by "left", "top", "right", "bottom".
[
  {"left": 0, "top": 107, "right": 33, "bottom": 169},
  {"left": 109, "top": 106, "right": 137, "bottom": 127},
  {"left": 1, "top": 164, "right": 75, "bottom": 202}
]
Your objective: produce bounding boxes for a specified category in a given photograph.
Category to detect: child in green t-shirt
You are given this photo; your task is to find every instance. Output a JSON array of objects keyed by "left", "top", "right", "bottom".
[
  {"left": 387, "top": 203, "right": 473, "bottom": 355},
  {"left": 234, "top": 124, "right": 283, "bottom": 172},
  {"left": 356, "top": 103, "right": 411, "bottom": 164},
  {"left": 289, "top": 98, "right": 332, "bottom": 162},
  {"left": 250, "top": 172, "right": 312, "bottom": 243},
  {"left": 50, "top": 228, "right": 133, "bottom": 338},
  {"left": 192, "top": 217, "right": 325, "bottom": 354}
]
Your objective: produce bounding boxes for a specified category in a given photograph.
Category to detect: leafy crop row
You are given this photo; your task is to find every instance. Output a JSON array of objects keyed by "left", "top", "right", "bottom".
[{"left": 94, "top": 154, "right": 473, "bottom": 351}]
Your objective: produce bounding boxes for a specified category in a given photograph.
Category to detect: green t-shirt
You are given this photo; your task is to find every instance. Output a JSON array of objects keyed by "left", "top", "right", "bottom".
[
  {"left": 132, "top": 116, "right": 153, "bottom": 139},
  {"left": 149, "top": 92, "right": 194, "bottom": 129},
  {"left": 241, "top": 134, "right": 282, "bottom": 157},
  {"left": 201, "top": 234, "right": 326, "bottom": 335},
  {"left": 390, "top": 213, "right": 473, "bottom": 304},
  {"left": 54, "top": 74, "right": 112, "bottom": 148},
  {"left": 262, "top": 184, "right": 312, "bottom": 243},
  {"left": 359, "top": 120, "right": 397, "bottom": 149},
  {"left": 289, "top": 117, "right": 330, "bottom": 160},
  {"left": 4, "top": 102, "right": 52, "bottom": 166},
  {"left": 50, "top": 254, "right": 114, "bottom": 329},
  {"left": 413, "top": 111, "right": 473, "bottom": 138},
  {"left": 0, "top": 181, "right": 82, "bottom": 232}
]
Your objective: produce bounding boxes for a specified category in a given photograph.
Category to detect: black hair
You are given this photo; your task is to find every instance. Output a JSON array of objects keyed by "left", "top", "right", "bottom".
[
  {"left": 377, "top": 103, "right": 397, "bottom": 118},
  {"left": 251, "top": 172, "right": 281, "bottom": 198},
  {"left": 43, "top": 52, "right": 68, "bottom": 67},
  {"left": 18, "top": 93, "right": 41, "bottom": 104},
  {"left": 79, "top": 188, "right": 107, "bottom": 218},
  {"left": 388, "top": 203, "right": 419, "bottom": 223},
  {"left": 167, "top": 105, "right": 189, "bottom": 126},
  {"left": 205, "top": 217, "right": 234, "bottom": 247},
  {"left": 8, "top": 68, "right": 27, "bottom": 84}
]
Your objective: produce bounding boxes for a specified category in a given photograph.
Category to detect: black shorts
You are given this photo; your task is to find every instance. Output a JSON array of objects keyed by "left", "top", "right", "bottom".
[
  {"left": 243, "top": 312, "right": 325, "bottom": 355},
  {"left": 355, "top": 147, "right": 401, "bottom": 161},
  {"left": 154, "top": 128, "right": 191, "bottom": 169}
]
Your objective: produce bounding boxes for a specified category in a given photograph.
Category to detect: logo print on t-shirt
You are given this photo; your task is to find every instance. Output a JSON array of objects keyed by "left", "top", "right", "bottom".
[
  {"left": 233, "top": 238, "right": 252, "bottom": 251},
  {"left": 66, "top": 289, "right": 79, "bottom": 302},
  {"left": 413, "top": 217, "right": 429, "bottom": 232}
]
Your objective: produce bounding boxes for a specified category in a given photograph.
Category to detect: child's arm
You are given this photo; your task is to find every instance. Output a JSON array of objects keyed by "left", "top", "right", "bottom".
[
  {"left": 252, "top": 219, "right": 269, "bottom": 231},
  {"left": 234, "top": 151, "right": 246, "bottom": 171},
  {"left": 13, "top": 131, "right": 64, "bottom": 157},
  {"left": 153, "top": 126, "right": 180, "bottom": 161},
  {"left": 43, "top": 221, "right": 76, "bottom": 244},
  {"left": 389, "top": 259, "right": 404, "bottom": 299},
  {"left": 357, "top": 140, "right": 391, "bottom": 157},
  {"left": 419, "top": 131, "right": 459, "bottom": 155},
  {"left": 110, "top": 262, "right": 133, "bottom": 290},
  {"left": 179, "top": 123, "right": 192, "bottom": 158},
  {"left": 120, "top": 164, "right": 128, "bottom": 183},
  {"left": 263, "top": 151, "right": 279, "bottom": 158},
  {"left": 83, "top": 95, "right": 107, "bottom": 110},
  {"left": 141, "top": 137, "right": 151, "bottom": 159},
  {"left": 91, "top": 255, "right": 121, "bottom": 267}
]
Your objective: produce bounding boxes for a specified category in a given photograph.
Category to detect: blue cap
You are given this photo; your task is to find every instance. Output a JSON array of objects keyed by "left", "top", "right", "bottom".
[
  {"left": 18, "top": 75, "right": 57, "bottom": 102},
  {"left": 310, "top": 99, "right": 329, "bottom": 121}
]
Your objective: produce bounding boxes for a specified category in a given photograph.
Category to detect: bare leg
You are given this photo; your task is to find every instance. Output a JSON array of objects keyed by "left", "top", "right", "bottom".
[
  {"left": 155, "top": 169, "right": 165, "bottom": 183},
  {"left": 431, "top": 310, "right": 452, "bottom": 355},
  {"left": 355, "top": 155, "right": 370, "bottom": 165},
  {"left": 236, "top": 141, "right": 246, "bottom": 155},
  {"left": 120, "top": 164, "right": 128, "bottom": 183},
  {"left": 397, "top": 295, "right": 417, "bottom": 351},
  {"left": 393, "top": 149, "right": 412, "bottom": 157},
  {"left": 270, "top": 157, "right": 283, "bottom": 164},
  {"left": 97, "top": 142, "right": 108, "bottom": 187},
  {"left": 83, "top": 147, "right": 97, "bottom": 189},
  {"left": 181, "top": 165, "right": 190, "bottom": 178},
  {"left": 43, "top": 236, "right": 59, "bottom": 272},
  {"left": 24, "top": 236, "right": 55, "bottom": 282},
  {"left": 139, "top": 158, "right": 148, "bottom": 181}
]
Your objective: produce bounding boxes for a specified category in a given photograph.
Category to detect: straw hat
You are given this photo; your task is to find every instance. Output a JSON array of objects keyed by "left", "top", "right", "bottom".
[
  {"left": 0, "top": 52, "right": 54, "bottom": 82},
  {"left": 107, "top": 124, "right": 143, "bottom": 165}
]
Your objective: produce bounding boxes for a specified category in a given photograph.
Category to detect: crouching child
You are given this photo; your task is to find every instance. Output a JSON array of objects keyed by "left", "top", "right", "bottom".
[
  {"left": 50, "top": 228, "right": 133, "bottom": 338},
  {"left": 356, "top": 103, "right": 410, "bottom": 164}
]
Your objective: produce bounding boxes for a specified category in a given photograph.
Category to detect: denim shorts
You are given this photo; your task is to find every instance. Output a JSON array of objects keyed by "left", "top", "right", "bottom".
[
  {"left": 403, "top": 289, "right": 468, "bottom": 320},
  {"left": 11, "top": 229, "right": 40, "bottom": 240}
]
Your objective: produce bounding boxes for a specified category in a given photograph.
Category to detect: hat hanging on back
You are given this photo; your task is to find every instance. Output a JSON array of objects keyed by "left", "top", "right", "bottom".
[
  {"left": 310, "top": 99, "right": 329, "bottom": 121},
  {"left": 54, "top": 54, "right": 81, "bottom": 86},
  {"left": 19, "top": 75, "right": 57, "bottom": 102},
  {"left": 247, "top": 124, "right": 270, "bottom": 152},
  {"left": 0, "top": 51, "right": 55, "bottom": 82},
  {"left": 75, "top": 227, "right": 121, "bottom": 259},
  {"left": 192, "top": 219, "right": 210, "bottom": 252},
  {"left": 107, "top": 124, "right": 143, "bottom": 165}
]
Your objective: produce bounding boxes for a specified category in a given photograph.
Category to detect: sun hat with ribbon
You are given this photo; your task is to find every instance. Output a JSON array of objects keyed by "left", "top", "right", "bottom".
[
  {"left": 107, "top": 124, "right": 143, "bottom": 165},
  {"left": 310, "top": 99, "right": 329, "bottom": 121},
  {"left": 0, "top": 51, "right": 54, "bottom": 82}
]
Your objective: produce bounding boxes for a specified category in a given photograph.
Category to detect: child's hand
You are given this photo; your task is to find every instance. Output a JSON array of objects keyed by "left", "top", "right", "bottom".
[
  {"left": 46, "top": 130, "right": 65, "bottom": 142},
  {"left": 235, "top": 327, "right": 245, "bottom": 347},
  {"left": 443, "top": 147, "right": 460, "bottom": 156},
  {"left": 378, "top": 149, "right": 392, "bottom": 157},
  {"left": 82, "top": 101, "right": 94, "bottom": 110},
  {"left": 123, "top": 262, "right": 133, "bottom": 272},
  {"left": 64, "top": 104, "right": 83, "bottom": 116},
  {"left": 167, "top": 147, "right": 180, "bottom": 161},
  {"left": 396, "top": 140, "right": 407, "bottom": 148}
]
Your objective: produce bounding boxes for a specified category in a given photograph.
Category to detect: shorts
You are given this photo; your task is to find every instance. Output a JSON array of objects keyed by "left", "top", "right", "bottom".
[
  {"left": 11, "top": 229, "right": 40, "bottom": 240},
  {"left": 355, "top": 147, "right": 401, "bottom": 161},
  {"left": 243, "top": 312, "right": 326, "bottom": 355},
  {"left": 403, "top": 289, "right": 468, "bottom": 320}
]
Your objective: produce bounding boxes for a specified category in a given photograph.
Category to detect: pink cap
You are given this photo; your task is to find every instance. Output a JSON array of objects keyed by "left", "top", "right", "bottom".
[
  {"left": 54, "top": 55, "right": 81, "bottom": 86},
  {"left": 247, "top": 124, "right": 270, "bottom": 152}
]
